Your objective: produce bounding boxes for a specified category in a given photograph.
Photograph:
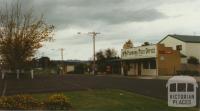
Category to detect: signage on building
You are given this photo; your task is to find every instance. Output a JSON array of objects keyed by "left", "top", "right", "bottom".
[{"left": 121, "top": 45, "right": 157, "bottom": 59}]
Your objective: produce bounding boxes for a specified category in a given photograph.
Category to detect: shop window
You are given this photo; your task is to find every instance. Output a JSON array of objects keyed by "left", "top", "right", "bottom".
[
  {"left": 143, "top": 62, "right": 149, "bottom": 69},
  {"left": 133, "top": 64, "right": 136, "bottom": 69},
  {"left": 149, "top": 60, "right": 156, "bottom": 69},
  {"left": 176, "top": 45, "right": 182, "bottom": 51}
]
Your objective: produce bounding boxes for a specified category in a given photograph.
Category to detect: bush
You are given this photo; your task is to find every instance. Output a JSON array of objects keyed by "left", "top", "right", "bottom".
[
  {"left": 44, "top": 94, "right": 71, "bottom": 110},
  {"left": 176, "top": 70, "right": 200, "bottom": 76},
  {"left": 0, "top": 95, "right": 41, "bottom": 110},
  {"left": 187, "top": 56, "right": 200, "bottom": 65},
  {"left": 34, "top": 68, "right": 57, "bottom": 77},
  {"left": 0, "top": 94, "right": 72, "bottom": 110},
  {"left": 0, "top": 96, "right": 11, "bottom": 109}
]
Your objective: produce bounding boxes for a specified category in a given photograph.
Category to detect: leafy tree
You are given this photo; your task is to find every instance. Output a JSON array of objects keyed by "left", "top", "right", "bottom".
[
  {"left": 96, "top": 48, "right": 118, "bottom": 61},
  {"left": 141, "top": 42, "right": 151, "bottom": 46},
  {"left": 96, "top": 50, "right": 105, "bottom": 61},
  {"left": 187, "top": 56, "right": 199, "bottom": 65},
  {"left": 0, "top": 2, "right": 54, "bottom": 71},
  {"left": 95, "top": 48, "right": 118, "bottom": 73},
  {"left": 105, "top": 48, "right": 117, "bottom": 59},
  {"left": 38, "top": 56, "right": 51, "bottom": 68},
  {"left": 123, "top": 40, "right": 133, "bottom": 49}
]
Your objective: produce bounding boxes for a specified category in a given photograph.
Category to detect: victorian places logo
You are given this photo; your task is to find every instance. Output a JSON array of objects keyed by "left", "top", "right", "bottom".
[{"left": 166, "top": 76, "right": 198, "bottom": 107}]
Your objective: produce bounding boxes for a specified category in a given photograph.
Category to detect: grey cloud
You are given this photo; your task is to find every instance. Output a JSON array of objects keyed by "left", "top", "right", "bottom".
[
  {"left": 1, "top": 0, "right": 196, "bottom": 29},
  {"left": 1, "top": 0, "right": 198, "bottom": 60},
  {"left": 1, "top": 0, "right": 168, "bottom": 29}
]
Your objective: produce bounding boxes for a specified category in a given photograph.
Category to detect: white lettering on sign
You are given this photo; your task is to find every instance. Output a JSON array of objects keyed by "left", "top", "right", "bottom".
[{"left": 121, "top": 45, "right": 157, "bottom": 59}]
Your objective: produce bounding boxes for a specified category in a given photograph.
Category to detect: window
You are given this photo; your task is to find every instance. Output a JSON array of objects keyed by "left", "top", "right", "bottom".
[
  {"left": 176, "top": 45, "right": 182, "bottom": 51},
  {"left": 187, "top": 83, "right": 194, "bottom": 92},
  {"left": 170, "top": 83, "right": 176, "bottom": 92},
  {"left": 143, "top": 62, "right": 149, "bottom": 69},
  {"left": 178, "top": 83, "right": 186, "bottom": 92},
  {"left": 149, "top": 60, "right": 156, "bottom": 69}
]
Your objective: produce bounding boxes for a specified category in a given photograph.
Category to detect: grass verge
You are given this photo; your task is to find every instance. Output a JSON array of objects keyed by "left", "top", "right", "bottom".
[{"left": 33, "top": 89, "right": 198, "bottom": 111}]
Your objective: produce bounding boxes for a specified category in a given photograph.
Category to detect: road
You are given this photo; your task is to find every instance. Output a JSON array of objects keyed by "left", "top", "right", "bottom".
[
  {"left": 0, "top": 74, "right": 199, "bottom": 102},
  {"left": 0, "top": 74, "right": 167, "bottom": 99}
]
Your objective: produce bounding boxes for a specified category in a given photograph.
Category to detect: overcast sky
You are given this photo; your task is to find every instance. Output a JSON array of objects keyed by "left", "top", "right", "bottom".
[{"left": 1, "top": 0, "right": 200, "bottom": 60}]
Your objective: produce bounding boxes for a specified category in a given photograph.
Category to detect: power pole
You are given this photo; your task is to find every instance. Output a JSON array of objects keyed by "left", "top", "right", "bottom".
[
  {"left": 60, "top": 48, "right": 64, "bottom": 61},
  {"left": 78, "top": 32, "right": 100, "bottom": 75}
]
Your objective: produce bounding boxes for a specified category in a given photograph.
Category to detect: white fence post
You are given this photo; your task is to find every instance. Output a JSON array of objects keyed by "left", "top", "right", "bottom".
[
  {"left": 17, "top": 69, "right": 20, "bottom": 79},
  {"left": 31, "top": 70, "right": 34, "bottom": 79},
  {"left": 1, "top": 70, "right": 5, "bottom": 80}
]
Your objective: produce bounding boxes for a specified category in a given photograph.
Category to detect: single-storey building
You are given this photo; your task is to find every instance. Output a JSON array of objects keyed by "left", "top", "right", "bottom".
[
  {"left": 52, "top": 60, "right": 88, "bottom": 74},
  {"left": 121, "top": 44, "right": 181, "bottom": 76}
]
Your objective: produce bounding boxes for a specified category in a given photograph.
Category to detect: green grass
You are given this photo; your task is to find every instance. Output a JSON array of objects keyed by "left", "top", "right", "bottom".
[{"left": 33, "top": 89, "right": 198, "bottom": 111}]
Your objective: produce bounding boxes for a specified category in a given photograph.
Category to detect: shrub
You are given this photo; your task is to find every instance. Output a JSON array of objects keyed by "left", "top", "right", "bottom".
[
  {"left": 44, "top": 93, "right": 71, "bottom": 110},
  {"left": 0, "top": 96, "right": 11, "bottom": 109},
  {"left": 176, "top": 70, "right": 200, "bottom": 76},
  {"left": 0, "top": 95, "right": 41, "bottom": 110},
  {"left": 187, "top": 56, "right": 200, "bottom": 65},
  {"left": 0, "top": 94, "right": 72, "bottom": 110}
]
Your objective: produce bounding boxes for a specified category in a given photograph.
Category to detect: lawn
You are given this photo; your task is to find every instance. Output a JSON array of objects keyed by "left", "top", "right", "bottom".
[{"left": 33, "top": 89, "right": 198, "bottom": 111}]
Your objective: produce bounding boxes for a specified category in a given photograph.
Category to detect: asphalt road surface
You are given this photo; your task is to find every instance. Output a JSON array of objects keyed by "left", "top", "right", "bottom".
[
  {"left": 0, "top": 74, "right": 200, "bottom": 100},
  {"left": 0, "top": 74, "right": 168, "bottom": 98}
]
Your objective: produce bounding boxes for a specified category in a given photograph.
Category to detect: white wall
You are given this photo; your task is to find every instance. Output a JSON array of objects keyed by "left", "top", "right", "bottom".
[
  {"left": 67, "top": 65, "right": 74, "bottom": 72},
  {"left": 181, "top": 58, "right": 187, "bottom": 63},
  {"left": 141, "top": 69, "right": 157, "bottom": 76},
  {"left": 127, "top": 63, "right": 157, "bottom": 76},
  {"left": 160, "top": 36, "right": 187, "bottom": 55},
  {"left": 141, "top": 63, "right": 157, "bottom": 76},
  {"left": 185, "top": 43, "right": 200, "bottom": 61}
]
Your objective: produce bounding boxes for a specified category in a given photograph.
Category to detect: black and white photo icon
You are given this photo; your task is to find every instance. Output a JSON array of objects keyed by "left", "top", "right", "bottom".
[{"left": 166, "top": 76, "right": 198, "bottom": 107}]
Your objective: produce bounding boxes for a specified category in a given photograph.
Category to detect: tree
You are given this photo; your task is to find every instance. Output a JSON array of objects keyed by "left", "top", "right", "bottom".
[
  {"left": 123, "top": 40, "right": 133, "bottom": 49},
  {"left": 141, "top": 42, "right": 150, "bottom": 46},
  {"left": 187, "top": 56, "right": 199, "bottom": 65},
  {"left": 96, "top": 50, "right": 105, "bottom": 61},
  {"left": 38, "top": 56, "right": 51, "bottom": 68},
  {"left": 105, "top": 48, "right": 117, "bottom": 59},
  {"left": 95, "top": 48, "right": 118, "bottom": 73},
  {"left": 0, "top": 2, "right": 54, "bottom": 71},
  {"left": 96, "top": 48, "right": 118, "bottom": 61}
]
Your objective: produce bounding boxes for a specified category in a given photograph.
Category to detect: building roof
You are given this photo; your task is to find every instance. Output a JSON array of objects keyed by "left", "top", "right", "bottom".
[
  {"left": 52, "top": 60, "right": 90, "bottom": 65},
  {"left": 159, "top": 34, "right": 200, "bottom": 43},
  {"left": 180, "top": 53, "right": 187, "bottom": 58}
]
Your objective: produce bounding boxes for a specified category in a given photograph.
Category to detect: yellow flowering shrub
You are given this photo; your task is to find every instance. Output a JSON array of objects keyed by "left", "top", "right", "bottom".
[
  {"left": 0, "top": 95, "right": 41, "bottom": 110},
  {"left": 0, "top": 96, "right": 12, "bottom": 109},
  {"left": 0, "top": 94, "right": 72, "bottom": 110},
  {"left": 44, "top": 93, "right": 72, "bottom": 110}
]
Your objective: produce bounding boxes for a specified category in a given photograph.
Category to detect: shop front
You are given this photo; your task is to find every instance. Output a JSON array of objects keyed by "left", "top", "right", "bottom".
[{"left": 121, "top": 44, "right": 180, "bottom": 76}]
